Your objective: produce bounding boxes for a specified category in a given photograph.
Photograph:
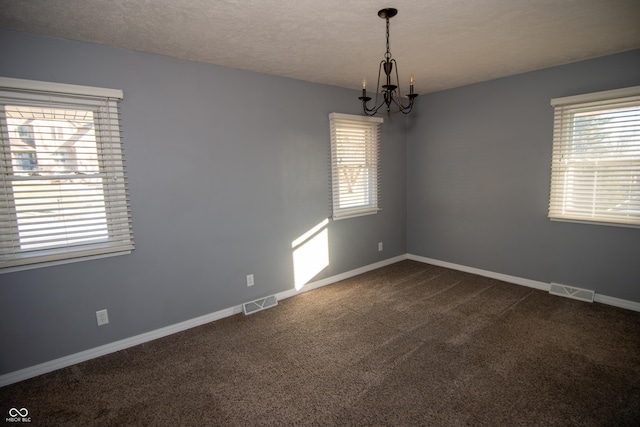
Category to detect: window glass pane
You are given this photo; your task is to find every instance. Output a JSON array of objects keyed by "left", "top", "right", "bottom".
[
  {"left": 567, "top": 107, "right": 640, "bottom": 217},
  {"left": 6, "top": 105, "right": 108, "bottom": 250},
  {"left": 337, "top": 128, "right": 372, "bottom": 209},
  {"left": 7, "top": 105, "right": 99, "bottom": 176}
]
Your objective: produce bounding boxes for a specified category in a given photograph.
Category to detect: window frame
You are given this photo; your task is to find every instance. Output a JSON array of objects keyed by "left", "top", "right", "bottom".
[
  {"left": 329, "top": 112, "right": 383, "bottom": 220},
  {"left": 0, "top": 77, "right": 134, "bottom": 273},
  {"left": 549, "top": 86, "right": 640, "bottom": 228}
]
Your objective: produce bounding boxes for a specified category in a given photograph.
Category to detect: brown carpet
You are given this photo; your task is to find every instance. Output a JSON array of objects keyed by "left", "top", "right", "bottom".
[{"left": 2, "top": 260, "right": 640, "bottom": 426}]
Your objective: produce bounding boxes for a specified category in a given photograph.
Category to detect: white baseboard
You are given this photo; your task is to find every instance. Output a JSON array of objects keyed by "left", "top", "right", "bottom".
[
  {"left": 407, "top": 254, "right": 551, "bottom": 291},
  {"left": 0, "top": 254, "right": 408, "bottom": 388},
  {"left": 407, "top": 254, "right": 640, "bottom": 313},
  {"left": 593, "top": 294, "right": 640, "bottom": 312},
  {"left": 3, "top": 253, "right": 637, "bottom": 387},
  {"left": 0, "top": 305, "right": 242, "bottom": 388}
]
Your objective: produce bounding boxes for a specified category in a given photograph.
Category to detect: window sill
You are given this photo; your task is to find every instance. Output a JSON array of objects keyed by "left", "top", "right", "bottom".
[
  {"left": 0, "top": 250, "right": 132, "bottom": 274},
  {"left": 333, "top": 208, "right": 380, "bottom": 221},
  {"left": 549, "top": 217, "right": 640, "bottom": 229}
]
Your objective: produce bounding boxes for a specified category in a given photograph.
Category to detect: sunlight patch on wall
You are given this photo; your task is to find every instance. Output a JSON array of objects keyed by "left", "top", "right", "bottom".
[{"left": 292, "top": 219, "right": 329, "bottom": 290}]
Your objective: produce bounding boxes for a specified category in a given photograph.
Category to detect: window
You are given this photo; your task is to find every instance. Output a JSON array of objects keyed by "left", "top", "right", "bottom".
[
  {"left": 549, "top": 86, "right": 640, "bottom": 227},
  {"left": 0, "top": 77, "right": 134, "bottom": 271},
  {"left": 329, "top": 113, "right": 382, "bottom": 220}
]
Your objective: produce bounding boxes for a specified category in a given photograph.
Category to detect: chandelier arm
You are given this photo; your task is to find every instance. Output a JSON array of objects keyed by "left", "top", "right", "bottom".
[
  {"left": 361, "top": 60, "right": 387, "bottom": 115},
  {"left": 392, "top": 59, "right": 403, "bottom": 98},
  {"left": 373, "top": 59, "right": 385, "bottom": 111},
  {"left": 389, "top": 96, "right": 410, "bottom": 114},
  {"left": 389, "top": 91, "right": 414, "bottom": 111},
  {"left": 390, "top": 59, "right": 418, "bottom": 113},
  {"left": 362, "top": 97, "right": 387, "bottom": 116},
  {"left": 394, "top": 98, "right": 415, "bottom": 114},
  {"left": 362, "top": 98, "right": 387, "bottom": 116}
]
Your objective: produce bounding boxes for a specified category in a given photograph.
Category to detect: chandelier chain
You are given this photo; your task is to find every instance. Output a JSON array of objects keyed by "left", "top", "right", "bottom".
[{"left": 385, "top": 17, "right": 391, "bottom": 59}]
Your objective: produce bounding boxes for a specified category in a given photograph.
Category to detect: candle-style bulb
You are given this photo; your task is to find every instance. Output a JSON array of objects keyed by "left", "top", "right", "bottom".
[
  {"left": 362, "top": 79, "right": 367, "bottom": 89},
  {"left": 410, "top": 75, "right": 414, "bottom": 85}
]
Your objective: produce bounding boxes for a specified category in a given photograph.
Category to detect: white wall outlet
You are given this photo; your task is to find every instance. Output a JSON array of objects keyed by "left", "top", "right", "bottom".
[
  {"left": 246, "top": 274, "right": 254, "bottom": 287},
  {"left": 96, "top": 309, "right": 109, "bottom": 326},
  {"left": 378, "top": 242, "right": 383, "bottom": 252}
]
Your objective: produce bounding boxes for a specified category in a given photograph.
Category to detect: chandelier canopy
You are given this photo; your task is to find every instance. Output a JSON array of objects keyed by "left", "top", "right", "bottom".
[{"left": 359, "top": 8, "right": 418, "bottom": 116}]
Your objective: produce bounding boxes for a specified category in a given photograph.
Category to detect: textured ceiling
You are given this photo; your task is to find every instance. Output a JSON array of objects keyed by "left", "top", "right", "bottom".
[{"left": 1, "top": 0, "right": 639, "bottom": 94}]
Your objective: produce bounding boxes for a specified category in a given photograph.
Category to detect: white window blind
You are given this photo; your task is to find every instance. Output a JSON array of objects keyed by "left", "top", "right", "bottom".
[
  {"left": 0, "top": 77, "right": 134, "bottom": 271},
  {"left": 549, "top": 86, "right": 640, "bottom": 227},
  {"left": 329, "top": 113, "right": 382, "bottom": 220}
]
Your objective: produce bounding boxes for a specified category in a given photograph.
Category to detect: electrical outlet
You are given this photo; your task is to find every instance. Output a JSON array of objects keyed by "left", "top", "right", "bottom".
[
  {"left": 378, "top": 242, "right": 383, "bottom": 252},
  {"left": 246, "top": 274, "right": 254, "bottom": 287},
  {"left": 96, "top": 309, "right": 109, "bottom": 326}
]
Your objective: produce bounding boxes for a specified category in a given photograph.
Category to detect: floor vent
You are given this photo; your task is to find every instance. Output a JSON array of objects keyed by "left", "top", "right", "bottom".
[
  {"left": 549, "top": 283, "right": 595, "bottom": 303},
  {"left": 242, "top": 295, "right": 278, "bottom": 315}
]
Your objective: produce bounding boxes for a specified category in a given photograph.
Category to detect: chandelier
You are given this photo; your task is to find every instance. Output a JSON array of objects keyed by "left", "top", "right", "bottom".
[{"left": 359, "top": 8, "right": 418, "bottom": 116}]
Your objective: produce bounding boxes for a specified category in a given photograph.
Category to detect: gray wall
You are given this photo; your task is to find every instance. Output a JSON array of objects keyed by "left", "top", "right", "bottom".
[
  {"left": 407, "top": 49, "right": 640, "bottom": 303},
  {"left": 0, "top": 29, "right": 407, "bottom": 374},
  {"left": 1, "top": 27, "right": 638, "bottom": 377}
]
